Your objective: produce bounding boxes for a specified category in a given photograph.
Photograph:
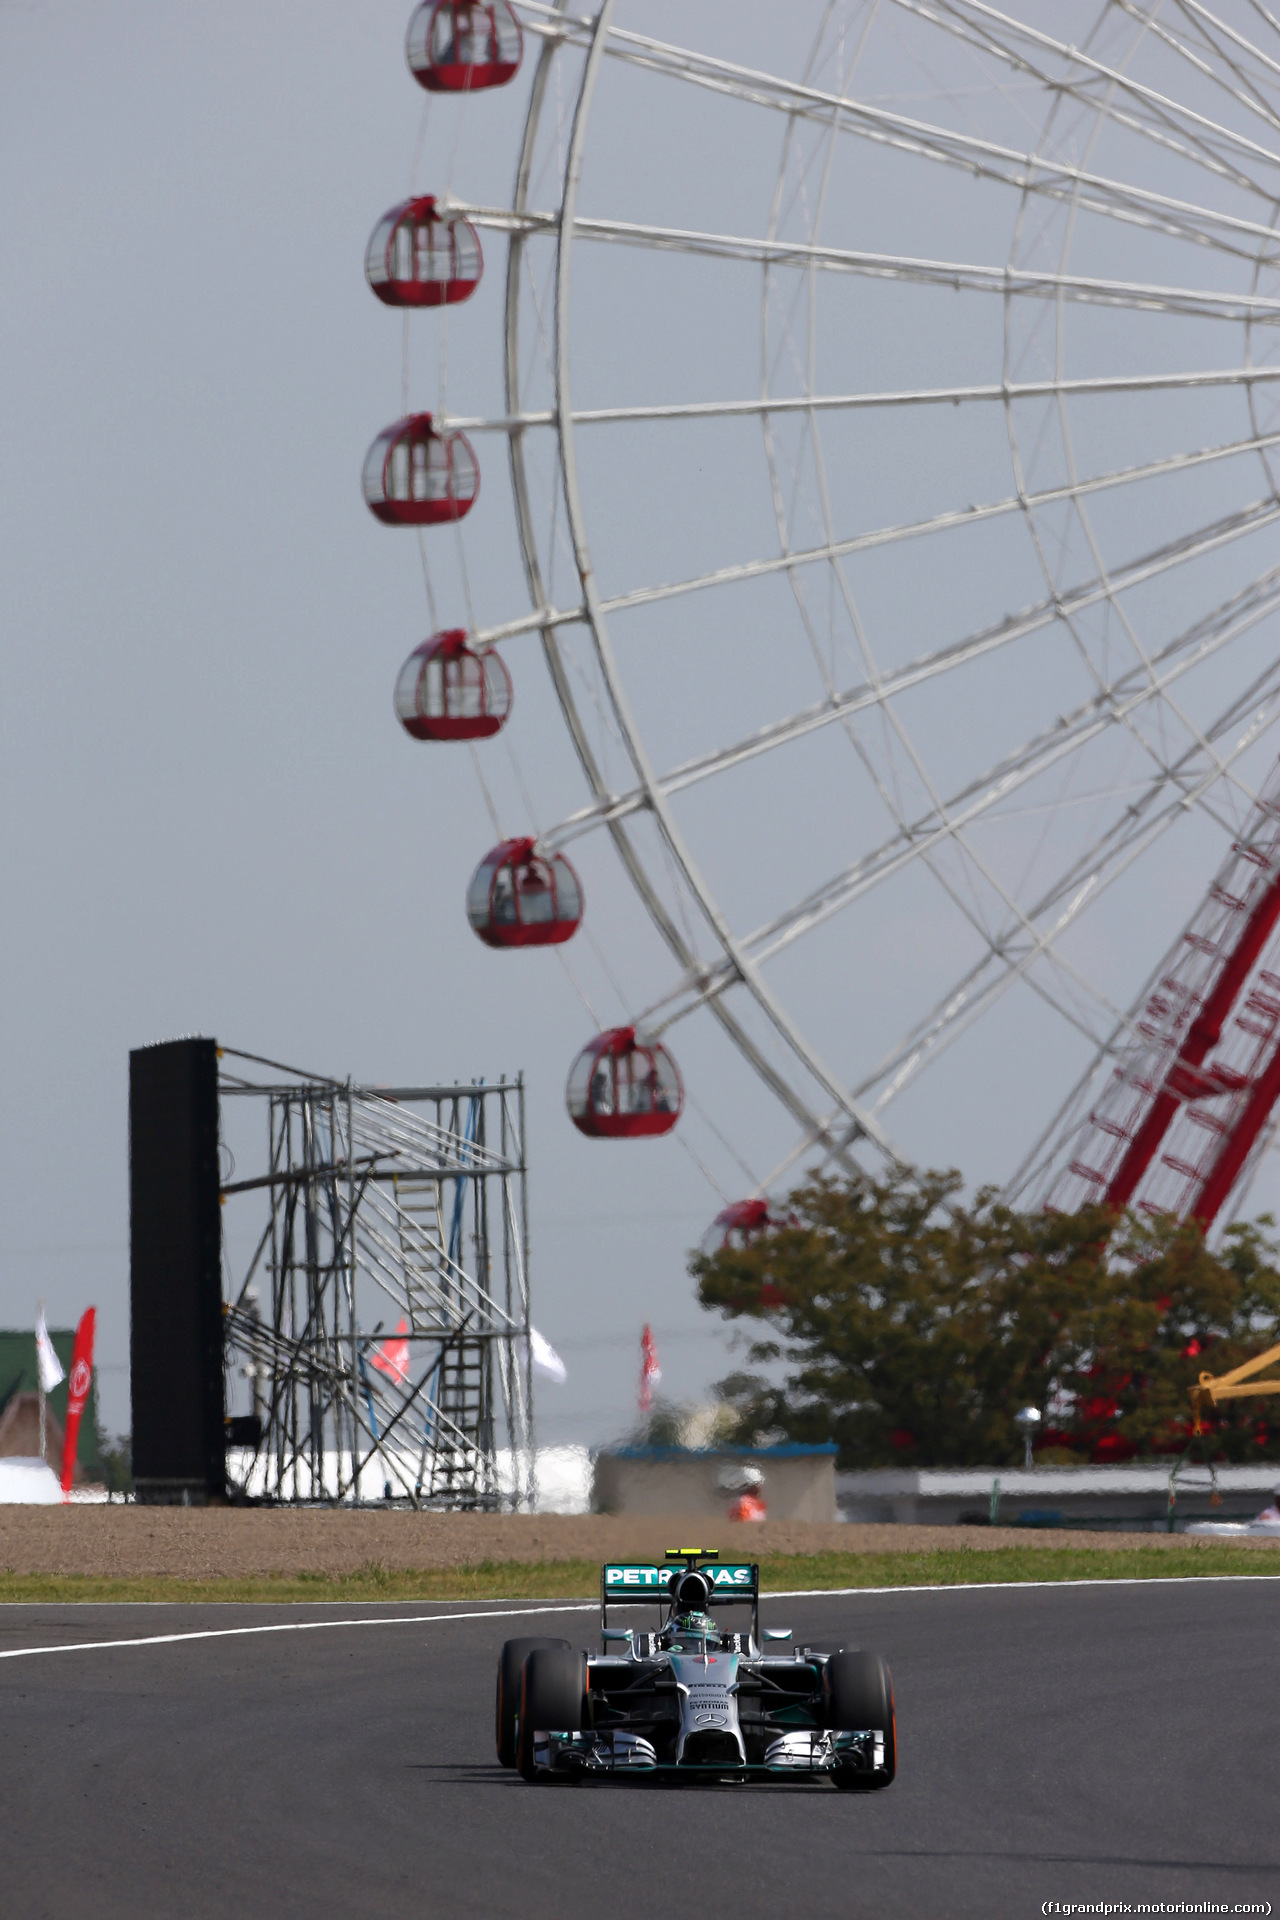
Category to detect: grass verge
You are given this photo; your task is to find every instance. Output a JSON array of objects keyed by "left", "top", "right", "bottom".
[{"left": 1, "top": 1542, "right": 1278, "bottom": 1604}]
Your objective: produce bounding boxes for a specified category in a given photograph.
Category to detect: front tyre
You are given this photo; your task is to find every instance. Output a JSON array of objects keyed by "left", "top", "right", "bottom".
[
  {"left": 826, "top": 1649, "right": 896, "bottom": 1791},
  {"left": 516, "top": 1645, "right": 587, "bottom": 1782},
  {"left": 495, "top": 1637, "right": 569, "bottom": 1767}
]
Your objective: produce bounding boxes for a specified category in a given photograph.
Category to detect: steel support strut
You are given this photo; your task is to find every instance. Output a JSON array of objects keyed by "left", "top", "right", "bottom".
[
  {"left": 1104, "top": 863, "right": 1280, "bottom": 1210},
  {"left": 1193, "top": 1033, "right": 1280, "bottom": 1227}
]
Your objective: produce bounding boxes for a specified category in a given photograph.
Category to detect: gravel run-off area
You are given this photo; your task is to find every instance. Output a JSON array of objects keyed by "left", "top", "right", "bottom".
[{"left": 2, "top": 1509, "right": 1280, "bottom": 1578}]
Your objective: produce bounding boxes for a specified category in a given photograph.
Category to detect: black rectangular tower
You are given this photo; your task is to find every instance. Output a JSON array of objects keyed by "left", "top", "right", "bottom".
[{"left": 129, "top": 1037, "right": 225, "bottom": 1503}]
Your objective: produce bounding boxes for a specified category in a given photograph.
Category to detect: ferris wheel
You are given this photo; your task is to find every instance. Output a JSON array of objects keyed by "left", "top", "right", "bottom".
[{"left": 366, "top": 0, "right": 1280, "bottom": 1223}]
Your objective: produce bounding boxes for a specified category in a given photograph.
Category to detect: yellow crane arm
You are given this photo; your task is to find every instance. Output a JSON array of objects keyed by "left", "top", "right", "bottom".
[
  {"left": 1191, "top": 1340, "right": 1280, "bottom": 1425},
  {"left": 1198, "top": 1340, "right": 1280, "bottom": 1399}
]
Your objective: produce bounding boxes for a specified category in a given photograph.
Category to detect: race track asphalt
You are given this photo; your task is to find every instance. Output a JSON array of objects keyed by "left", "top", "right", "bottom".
[{"left": 1, "top": 1579, "right": 1277, "bottom": 1920}]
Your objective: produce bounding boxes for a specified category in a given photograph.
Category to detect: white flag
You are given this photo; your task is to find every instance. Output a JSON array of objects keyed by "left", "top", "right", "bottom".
[
  {"left": 35, "top": 1308, "right": 64, "bottom": 1393},
  {"left": 529, "top": 1326, "right": 567, "bottom": 1384}
]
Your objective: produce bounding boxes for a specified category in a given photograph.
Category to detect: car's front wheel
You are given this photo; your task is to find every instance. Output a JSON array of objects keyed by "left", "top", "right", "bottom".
[
  {"left": 495, "top": 1637, "right": 570, "bottom": 1767},
  {"left": 826, "top": 1649, "right": 896, "bottom": 1791},
  {"left": 516, "top": 1645, "right": 587, "bottom": 1781}
]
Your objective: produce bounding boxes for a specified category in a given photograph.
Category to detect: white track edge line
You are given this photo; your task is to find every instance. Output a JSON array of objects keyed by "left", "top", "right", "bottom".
[
  {"left": 765, "top": 1573, "right": 1280, "bottom": 1599},
  {"left": 0, "top": 1573, "right": 1276, "bottom": 1659},
  {"left": 0, "top": 1601, "right": 597, "bottom": 1661}
]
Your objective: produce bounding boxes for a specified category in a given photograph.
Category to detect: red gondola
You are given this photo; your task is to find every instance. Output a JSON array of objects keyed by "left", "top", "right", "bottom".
[
  {"left": 395, "top": 632, "right": 512, "bottom": 741},
  {"left": 363, "top": 413, "right": 479, "bottom": 525},
  {"left": 365, "top": 197, "right": 483, "bottom": 307},
  {"left": 466, "top": 838, "right": 583, "bottom": 947},
  {"left": 406, "top": 1, "right": 523, "bottom": 92},
  {"left": 566, "top": 1028, "right": 683, "bottom": 1139},
  {"left": 699, "top": 1199, "right": 775, "bottom": 1256}
]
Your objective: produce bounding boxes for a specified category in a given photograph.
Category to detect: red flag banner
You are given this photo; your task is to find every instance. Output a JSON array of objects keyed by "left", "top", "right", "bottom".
[
  {"left": 60, "top": 1307, "right": 96, "bottom": 1500},
  {"left": 371, "top": 1318, "right": 410, "bottom": 1387},
  {"left": 639, "top": 1323, "right": 660, "bottom": 1414}
]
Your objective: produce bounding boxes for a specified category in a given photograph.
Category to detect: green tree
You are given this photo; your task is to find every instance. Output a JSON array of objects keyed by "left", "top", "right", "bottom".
[
  {"left": 1071, "top": 1209, "right": 1280, "bottom": 1460},
  {"left": 690, "top": 1166, "right": 1280, "bottom": 1468}
]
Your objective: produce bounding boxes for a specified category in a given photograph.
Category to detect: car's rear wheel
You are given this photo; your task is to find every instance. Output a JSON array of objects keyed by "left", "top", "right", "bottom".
[
  {"left": 495, "top": 1637, "right": 569, "bottom": 1767},
  {"left": 516, "top": 1645, "right": 587, "bottom": 1781},
  {"left": 826, "top": 1649, "right": 896, "bottom": 1791}
]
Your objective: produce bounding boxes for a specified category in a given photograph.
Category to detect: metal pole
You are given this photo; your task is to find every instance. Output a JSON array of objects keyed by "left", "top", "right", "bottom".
[
  {"left": 520, "top": 1072, "right": 534, "bottom": 1512},
  {"left": 500, "top": 1085, "right": 516, "bottom": 1510},
  {"left": 347, "top": 1075, "right": 358, "bottom": 1503}
]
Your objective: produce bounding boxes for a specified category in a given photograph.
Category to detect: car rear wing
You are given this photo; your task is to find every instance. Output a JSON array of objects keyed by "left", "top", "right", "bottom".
[{"left": 601, "top": 1559, "right": 760, "bottom": 1644}]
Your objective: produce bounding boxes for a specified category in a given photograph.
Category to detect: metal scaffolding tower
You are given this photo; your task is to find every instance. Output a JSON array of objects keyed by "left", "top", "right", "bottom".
[{"left": 218, "top": 1049, "right": 533, "bottom": 1507}]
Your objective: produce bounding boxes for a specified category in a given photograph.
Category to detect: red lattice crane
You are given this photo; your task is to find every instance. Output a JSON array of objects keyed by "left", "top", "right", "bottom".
[{"left": 1047, "top": 760, "right": 1280, "bottom": 1228}]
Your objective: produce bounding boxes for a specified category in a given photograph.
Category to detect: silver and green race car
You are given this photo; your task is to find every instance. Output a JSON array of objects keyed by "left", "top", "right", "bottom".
[{"left": 494, "top": 1548, "right": 896, "bottom": 1787}]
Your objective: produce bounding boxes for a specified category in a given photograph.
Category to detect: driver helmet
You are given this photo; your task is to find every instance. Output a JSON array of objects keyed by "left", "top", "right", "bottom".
[{"left": 671, "top": 1568, "right": 713, "bottom": 1613}]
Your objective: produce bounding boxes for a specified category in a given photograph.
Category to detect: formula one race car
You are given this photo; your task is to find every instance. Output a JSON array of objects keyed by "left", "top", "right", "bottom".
[{"left": 494, "top": 1548, "right": 896, "bottom": 1787}]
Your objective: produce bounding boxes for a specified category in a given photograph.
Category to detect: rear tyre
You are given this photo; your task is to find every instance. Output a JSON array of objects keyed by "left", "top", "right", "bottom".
[
  {"left": 516, "top": 1645, "right": 587, "bottom": 1782},
  {"left": 826, "top": 1649, "right": 896, "bottom": 1791},
  {"left": 495, "top": 1637, "right": 569, "bottom": 1767}
]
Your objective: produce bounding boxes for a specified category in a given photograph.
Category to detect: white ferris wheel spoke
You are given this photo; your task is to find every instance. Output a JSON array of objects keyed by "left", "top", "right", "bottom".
[
  {"left": 753, "top": 28, "right": 1260, "bottom": 1053},
  {"left": 471, "top": 499, "right": 1280, "bottom": 1005},
  {"left": 765, "top": 674, "right": 1280, "bottom": 1177},
  {"left": 513, "top": 3, "right": 1280, "bottom": 256},
  {"left": 905, "top": 0, "right": 1280, "bottom": 180},
  {"left": 757, "top": 123, "right": 1048, "bottom": 1029},
  {"left": 468, "top": 424, "right": 1280, "bottom": 659},
  {"left": 539, "top": 495, "right": 1280, "bottom": 853},
  {"left": 852, "top": 683, "right": 1280, "bottom": 1121},
  {"left": 545, "top": 513, "right": 1280, "bottom": 843},
  {"left": 636, "top": 569, "right": 1280, "bottom": 1040},
  {"left": 999, "top": 836, "right": 1240, "bottom": 1205},
  {"left": 645, "top": 675, "right": 1273, "bottom": 1045},
  {"left": 755, "top": 48, "right": 1149, "bottom": 1035},
  {"left": 453, "top": 203, "right": 1280, "bottom": 320},
  {"left": 855, "top": 660, "right": 1280, "bottom": 1113},
  {"left": 1172, "top": 0, "right": 1280, "bottom": 98},
  {"left": 444, "top": 363, "right": 1280, "bottom": 438},
  {"left": 907, "top": 0, "right": 1280, "bottom": 173},
  {"left": 1146, "top": 5, "right": 1280, "bottom": 134}
]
